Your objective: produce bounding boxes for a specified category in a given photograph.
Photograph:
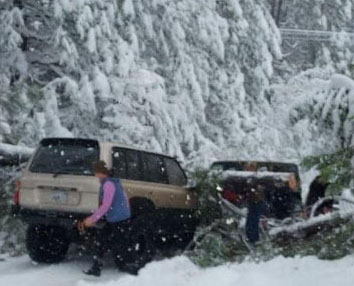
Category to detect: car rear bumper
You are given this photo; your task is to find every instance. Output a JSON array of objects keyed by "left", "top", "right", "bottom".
[
  {"left": 11, "top": 205, "right": 199, "bottom": 236},
  {"left": 11, "top": 205, "right": 89, "bottom": 227}
]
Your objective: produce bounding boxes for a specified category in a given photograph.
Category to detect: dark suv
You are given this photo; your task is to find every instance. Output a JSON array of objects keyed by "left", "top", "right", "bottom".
[{"left": 212, "top": 161, "right": 302, "bottom": 219}]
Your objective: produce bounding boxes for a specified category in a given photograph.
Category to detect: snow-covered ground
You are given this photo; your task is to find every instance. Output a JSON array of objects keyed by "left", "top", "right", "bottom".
[{"left": 1, "top": 254, "right": 354, "bottom": 286}]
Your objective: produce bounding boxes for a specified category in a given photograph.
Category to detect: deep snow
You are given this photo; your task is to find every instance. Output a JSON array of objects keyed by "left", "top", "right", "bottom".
[{"left": 1, "top": 254, "right": 354, "bottom": 286}]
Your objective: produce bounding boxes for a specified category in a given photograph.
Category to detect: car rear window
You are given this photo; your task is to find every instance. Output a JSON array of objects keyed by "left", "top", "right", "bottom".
[{"left": 30, "top": 138, "right": 99, "bottom": 176}]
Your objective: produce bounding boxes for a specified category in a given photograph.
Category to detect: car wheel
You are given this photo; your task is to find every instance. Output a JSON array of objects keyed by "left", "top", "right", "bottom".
[
  {"left": 113, "top": 216, "right": 156, "bottom": 274},
  {"left": 26, "top": 224, "right": 70, "bottom": 263}
]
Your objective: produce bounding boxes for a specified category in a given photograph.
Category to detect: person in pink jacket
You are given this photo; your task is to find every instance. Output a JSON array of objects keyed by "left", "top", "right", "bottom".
[{"left": 78, "top": 160, "right": 131, "bottom": 277}]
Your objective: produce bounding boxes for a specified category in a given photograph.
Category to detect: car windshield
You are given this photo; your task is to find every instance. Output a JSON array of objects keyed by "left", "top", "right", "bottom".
[{"left": 30, "top": 139, "right": 99, "bottom": 176}]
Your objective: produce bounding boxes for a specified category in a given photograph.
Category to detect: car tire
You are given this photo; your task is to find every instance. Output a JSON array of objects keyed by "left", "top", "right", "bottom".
[
  {"left": 113, "top": 216, "right": 156, "bottom": 274},
  {"left": 26, "top": 224, "right": 70, "bottom": 264}
]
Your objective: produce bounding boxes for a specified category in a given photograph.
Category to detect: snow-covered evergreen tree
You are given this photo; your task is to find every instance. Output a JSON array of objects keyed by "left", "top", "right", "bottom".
[
  {"left": 0, "top": 0, "right": 282, "bottom": 166},
  {"left": 278, "top": 0, "right": 354, "bottom": 76},
  {"left": 0, "top": 2, "right": 26, "bottom": 144},
  {"left": 289, "top": 74, "right": 354, "bottom": 148}
]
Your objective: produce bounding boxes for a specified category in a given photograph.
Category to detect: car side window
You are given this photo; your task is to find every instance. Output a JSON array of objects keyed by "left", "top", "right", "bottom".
[
  {"left": 112, "top": 148, "right": 142, "bottom": 181},
  {"left": 142, "top": 153, "right": 168, "bottom": 184},
  {"left": 126, "top": 149, "right": 141, "bottom": 180},
  {"left": 164, "top": 158, "right": 187, "bottom": 186},
  {"left": 112, "top": 148, "right": 127, "bottom": 178}
]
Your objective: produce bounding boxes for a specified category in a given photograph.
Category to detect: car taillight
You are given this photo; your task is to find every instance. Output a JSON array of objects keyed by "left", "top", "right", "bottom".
[
  {"left": 13, "top": 180, "right": 21, "bottom": 205},
  {"left": 288, "top": 174, "right": 297, "bottom": 191},
  {"left": 221, "top": 189, "right": 241, "bottom": 204}
]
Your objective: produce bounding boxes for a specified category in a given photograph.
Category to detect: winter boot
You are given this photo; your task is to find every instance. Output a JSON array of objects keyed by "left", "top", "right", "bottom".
[{"left": 83, "top": 260, "right": 103, "bottom": 277}]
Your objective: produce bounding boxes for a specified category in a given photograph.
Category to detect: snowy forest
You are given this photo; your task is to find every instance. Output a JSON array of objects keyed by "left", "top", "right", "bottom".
[
  {"left": 1, "top": 0, "right": 353, "bottom": 164},
  {"left": 1, "top": 0, "right": 354, "bottom": 285}
]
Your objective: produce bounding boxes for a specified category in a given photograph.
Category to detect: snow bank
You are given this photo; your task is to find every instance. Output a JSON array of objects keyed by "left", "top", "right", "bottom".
[{"left": 1, "top": 255, "right": 354, "bottom": 286}]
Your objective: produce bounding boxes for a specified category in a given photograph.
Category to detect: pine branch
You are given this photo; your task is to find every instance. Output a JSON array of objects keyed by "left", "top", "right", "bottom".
[{"left": 0, "top": 143, "right": 33, "bottom": 167}]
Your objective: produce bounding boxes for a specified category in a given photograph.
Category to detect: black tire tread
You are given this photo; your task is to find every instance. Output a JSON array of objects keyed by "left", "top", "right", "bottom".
[
  {"left": 113, "top": 215, "right": 156, "bottom": 273},
  {"left": 26, "top": 224, "right": 70, "bottom": 264}
]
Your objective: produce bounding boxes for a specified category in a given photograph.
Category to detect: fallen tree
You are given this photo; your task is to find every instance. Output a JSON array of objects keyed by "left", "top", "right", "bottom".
[{"left": 186, "top": 170, "right": 354, "bottom": 267}]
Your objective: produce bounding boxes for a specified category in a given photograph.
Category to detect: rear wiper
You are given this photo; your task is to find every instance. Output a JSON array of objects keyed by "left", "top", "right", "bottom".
[
  {"left": 53, "top": 166, "right": 91, "bottom": 178},
  {"left": 52, "top": 167, "right": 77, "bottom": 178},
  {"left": 52, "top": 158, "right": 87, "bottom": 178},
  {"left": 53, "top": 169, "right": 69, "bottom": 178}
]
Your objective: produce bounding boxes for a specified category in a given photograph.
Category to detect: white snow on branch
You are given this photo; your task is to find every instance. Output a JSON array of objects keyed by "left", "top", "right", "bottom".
[
  {"left": 328, "top": 74, "right": 354, "bottom": 90},
  {"left": 0, "top": 143, "right": 34, "bottom": 156}
]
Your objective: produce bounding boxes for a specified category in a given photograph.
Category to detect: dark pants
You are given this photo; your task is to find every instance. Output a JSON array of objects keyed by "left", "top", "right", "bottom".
[
  {"left": 271, "top": 188, "right": 295, "bottom": 220},
  {"left": 92, "top": 219, "right": 130, "bottom": 263},
  {"left": 245, "top": 201, "right": 266, "bottom": 243}
]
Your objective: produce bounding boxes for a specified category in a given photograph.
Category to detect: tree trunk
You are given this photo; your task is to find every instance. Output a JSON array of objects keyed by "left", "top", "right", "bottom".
[
  {"left": 270, "top": 0, "right": 277, "bottom": 19},
  {"left": 275, "top": 0, "right": 283, "bottom": 25}
]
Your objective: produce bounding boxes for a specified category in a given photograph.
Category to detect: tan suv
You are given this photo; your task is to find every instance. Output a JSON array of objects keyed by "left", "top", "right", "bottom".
[{"left": 12, "top": 138, "right": 198, "bottom": 271}]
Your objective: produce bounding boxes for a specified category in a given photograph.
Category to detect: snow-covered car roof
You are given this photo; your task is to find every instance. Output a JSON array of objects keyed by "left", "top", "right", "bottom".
[
  {"left": 42, "top": 137, "right": 177, "bottom": 160},
  {"left": 220, "top": 170, "right": 294, "bottom": 182},
  {"left": 211, "top": 160, "right": 299, "bottom": 172}
]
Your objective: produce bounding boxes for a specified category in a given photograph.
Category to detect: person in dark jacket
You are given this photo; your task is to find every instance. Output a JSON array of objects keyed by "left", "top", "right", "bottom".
[
  {"left": 245, "top": 174, "right": 298, "bottom": 243},
  {"left": 245, "top": 184, "right": 267, "bottom": 243},
  {"left": 305, "top": 176, "right": 331, "bottom": 215},
  {"left": 306, "top": 176, "right": 330, "bottom": 205},
  {"left": 243, "top": 162, "right": 267, "bottom": 243},
  {"left": 77, "top": 160, "right": 131, "bottom": 277}
]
